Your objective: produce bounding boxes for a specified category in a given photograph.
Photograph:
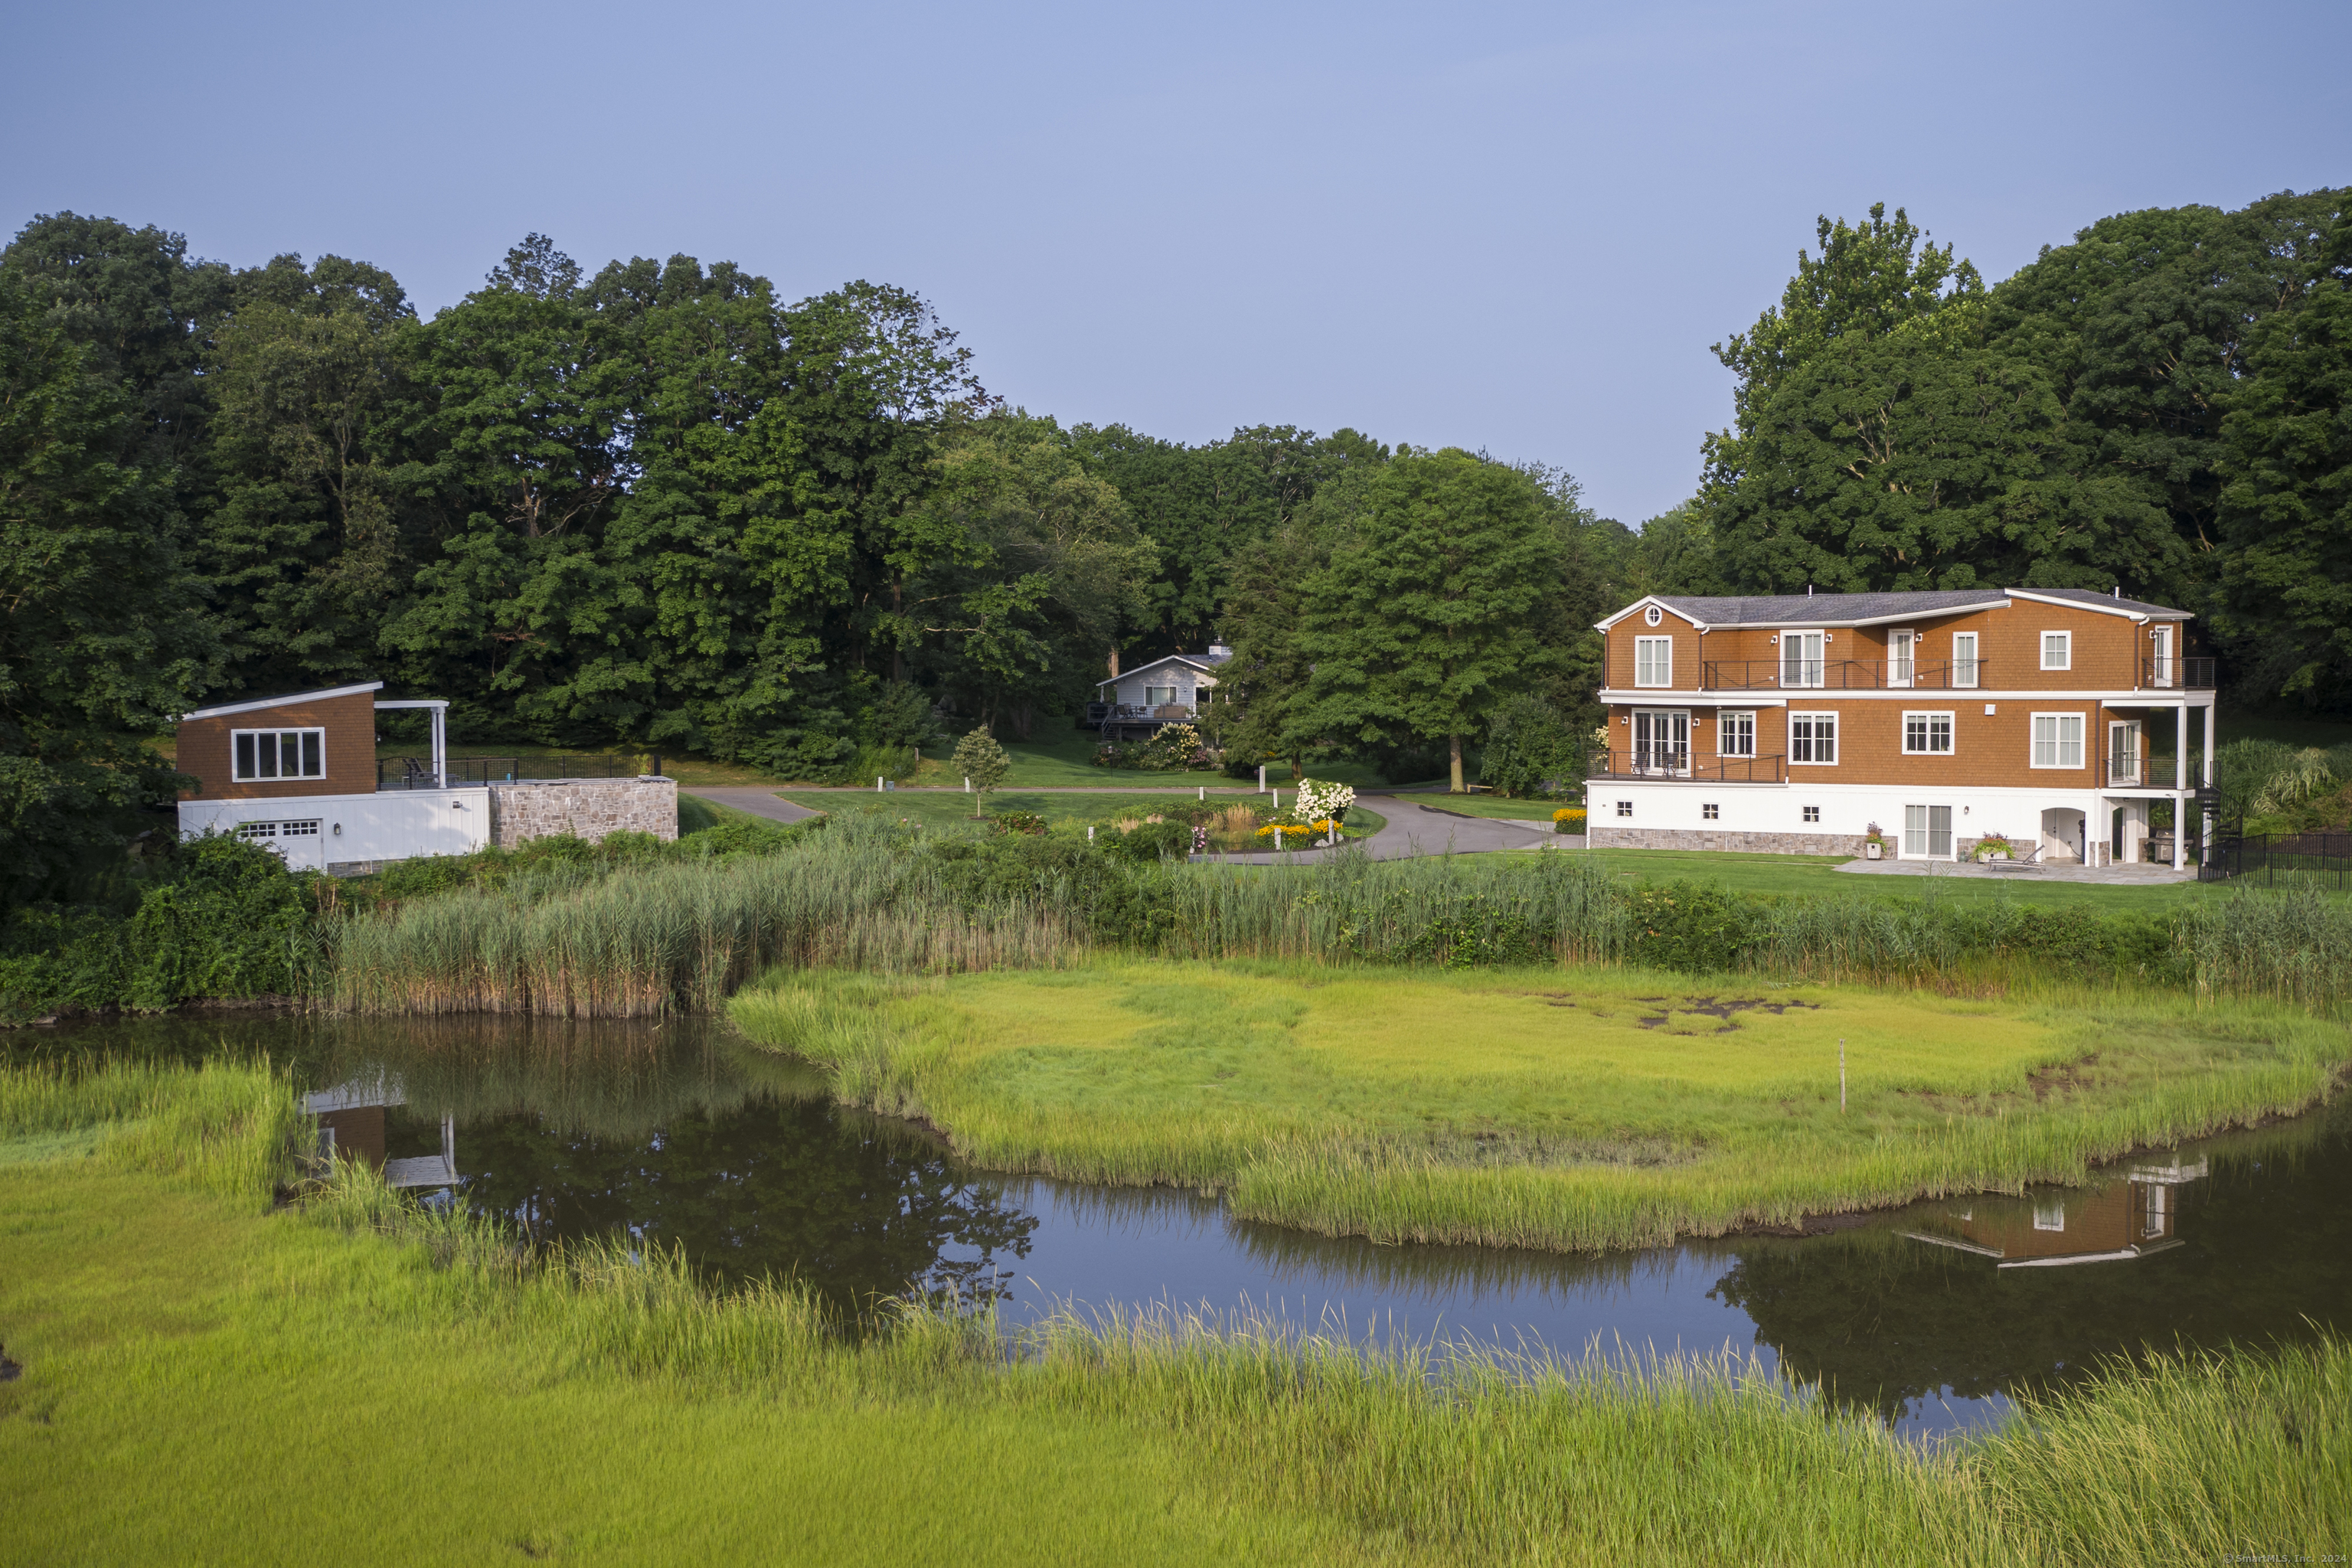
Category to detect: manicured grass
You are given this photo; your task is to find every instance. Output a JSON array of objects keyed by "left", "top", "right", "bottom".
[
  {"left": 732, "top": 961, "right": 2349, "bottom": 1253},
  {"left": 1578, "top": 848, "right": 2233, "bottom": 912},
  {"left": 1380, "top": 792, "right": 1576, "bottom": 822},
  {"left": 5, "top": 1060, "right": 2344, "bottom": 1566},
  {"left": 782, "top": 789, "right": 1387, "bottom": 843}
]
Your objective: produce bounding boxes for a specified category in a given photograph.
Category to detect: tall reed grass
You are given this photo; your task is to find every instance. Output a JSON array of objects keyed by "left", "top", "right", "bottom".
[{"left": 326, "top": 814, "right": 2352, "bottom": 1018}]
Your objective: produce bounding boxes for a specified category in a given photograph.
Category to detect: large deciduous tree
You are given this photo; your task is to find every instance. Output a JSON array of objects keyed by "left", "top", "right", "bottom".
[
  {"left": 2213, "top": 218, "right": 2352, "bottom": 706},
  {"left": 1294, "top": 449, "right": 1568, "bottom": 792},
  {"left": 0, "top": 276, "right": 217, "bottom": 906}
]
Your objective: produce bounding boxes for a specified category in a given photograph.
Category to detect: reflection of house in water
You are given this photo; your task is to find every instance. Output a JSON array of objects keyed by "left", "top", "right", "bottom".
[
  {"left": 1903, "top": 1156, "right": 2209, "bottom": 1268},
  {"left": 304, "top": 1075, "right": 457, "bottom": 1189}
]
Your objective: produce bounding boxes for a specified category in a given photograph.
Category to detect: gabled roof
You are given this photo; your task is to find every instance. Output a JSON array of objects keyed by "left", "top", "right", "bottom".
[
  {"left": 1596, "top": 588, "right": 2190, "bottom": 633},
  {"left": 1094, "top": 651, "right": 1230, "bottom": 690},
  {"left": 182, "top": 681, "right": 384, "bottom": 721}
]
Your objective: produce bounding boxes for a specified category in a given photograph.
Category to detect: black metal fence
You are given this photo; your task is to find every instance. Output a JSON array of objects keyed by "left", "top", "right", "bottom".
[
  {"left": 2200, "top": 829, "right": 2352, "bottom": 889},
  {"left": 377, "top": 755, "right": 650, "bottom": 790}
]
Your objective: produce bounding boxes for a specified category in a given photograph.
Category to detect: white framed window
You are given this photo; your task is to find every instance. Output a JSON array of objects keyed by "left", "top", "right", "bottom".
[
  {"left": 2109, "top": 720, "right": 2142, "bottom": 785},
  {"left": 2149, "top": 624, "right": 2174, "bottom": 688},
  {"left": 1903, "top": 711, "right": 1955, "bottom": 755},
  {"left": 1144, "top": 685, "right": 1178, "bottom": 705},
  {"left": 2033, "top": 1197, "right": 2067, "bottom": 1233},
  {"left": 1903, "top": 804, "right": 1952, "bottom": 858},
  {"left": 1634, "top": 636, "right": 1673, "bottom": 688},
  {"left": 1615, "top": 799, "right": 1632, "bottom": 818},
  {"left": 1632, "top": 709, "right": 1689, "bottom": 774},
  {"left": 281, "top": 819, "right": 322, "bottom": 837},
  {"left": 1779, "top": 631, "right": 1825, "bottom": 688},
  {"left": 1643, "top": 604, "right": 1663, "bottom": 626},
  {"left": 2031, "top": 712, "right": 2086, "bottom": 769},
  {"left": 236, "top": 820, "right": 279, "bottom": 840},
  {"left": 1702, "top": 802, "right": 1719, "bottom": 820},
  {"left": 1717, "top": 710, "right": 1756, "bottom": 757},
  {"left": 232, "top": 727, "right": 325, "bottom": 782},
  {"left": 1789, "top": 711, "right": 1838, "bottom": 765},
  {"left": 1802, "top": 805, "right": 1820, "bottom": 823},
  {"left": 1952, "top": 632, "right": 1980, "bottom": 688},
  {"left": 1888, "top": 629, "right": 1916, "bottom": 688},
  {"left": 2040, "top": 630, "right": 2072, "bottom": 671}
]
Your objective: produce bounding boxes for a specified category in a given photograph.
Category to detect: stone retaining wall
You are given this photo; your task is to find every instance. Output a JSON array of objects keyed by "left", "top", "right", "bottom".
[
  {"left": 487, "top": 777, "right": 678, "bottom": 848},
  {"left": 1586, "top": 825, "right": 1868, "bottom": 856}
]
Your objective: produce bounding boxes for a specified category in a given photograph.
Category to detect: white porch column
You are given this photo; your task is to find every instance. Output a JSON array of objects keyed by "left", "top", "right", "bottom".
[
  {"left": 432, "top": 704, "right": 447, "bottom": 789},
  {"left": 2172, "top": 703, "right": 2188, "bottom": 870}
]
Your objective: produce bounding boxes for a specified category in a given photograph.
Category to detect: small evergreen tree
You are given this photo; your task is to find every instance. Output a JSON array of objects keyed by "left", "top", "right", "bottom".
[{"left": 951, "top": 725, "right": 1010, "bottom": 817}]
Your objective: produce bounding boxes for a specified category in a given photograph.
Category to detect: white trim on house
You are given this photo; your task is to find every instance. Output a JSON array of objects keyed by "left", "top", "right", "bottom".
[
  {"left": 1593, "top": 596, "right": 1708, "bottom": 633},
  {"left": 182, "top": 681, "right": 384, "bottom": 721},
  {"left": 2003, "top": 589, "right": 2186, "bottom": 625},
  {"left": 1092, "top": 653, "right": 1224, "bottom": 693},
  {"left": 2040, "top": 630, "right": 2073, "bottom": 671},
  {"left": 1633, "top": 635, "right": 1674, "bottom": 687}
]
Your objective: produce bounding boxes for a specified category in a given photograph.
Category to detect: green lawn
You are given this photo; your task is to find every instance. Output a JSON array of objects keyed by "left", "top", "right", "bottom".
[
  {"left": 733, "top": 960, "right": 2347, "bottom": 1255},
  {"left": 6, "top": 1059, "right": 2341, "bottom": 1566},
  {"left": 1573, "top": 848, "right": 2242, "bottom": 913},
  {"left": 787, "top": 790, "right": 1387, "bottom": 844},
  {"left": 1382, "top": 792, "right": 1575, "bottom": 822}
]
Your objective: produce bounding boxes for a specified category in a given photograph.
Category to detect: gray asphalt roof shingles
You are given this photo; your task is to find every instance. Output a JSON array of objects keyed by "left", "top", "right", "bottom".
[{"left": 1646, "top": 588, "right": 2187, "bottom": 625}]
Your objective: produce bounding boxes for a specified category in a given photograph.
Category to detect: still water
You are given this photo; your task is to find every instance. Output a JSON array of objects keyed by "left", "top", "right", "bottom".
[{"left": 23, "top": 1011, "right": 2350, "bottom": 1439}]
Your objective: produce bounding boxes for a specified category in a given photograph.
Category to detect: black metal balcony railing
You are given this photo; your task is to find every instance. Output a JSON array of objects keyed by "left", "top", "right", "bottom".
[
  {"left": 1588, "top": 750, "right": 1788, "bottom": 784},
  {"left": 2102, "top": 756, "right": 2187, "bottom": 789},
  {"left": 2142, "top": 656, "right": 2216, "bottom": 690},
  {"left": 1698, "top": 659, "right": 1988, "bottom": 691},
  {"left": 377, "top": 755, "right": 645, "bottom": 790}
]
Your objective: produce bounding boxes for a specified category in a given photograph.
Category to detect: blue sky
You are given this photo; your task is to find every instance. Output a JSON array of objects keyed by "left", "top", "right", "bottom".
[{"left": 5, "top": 1, "right": 2345, "bottom": 524}]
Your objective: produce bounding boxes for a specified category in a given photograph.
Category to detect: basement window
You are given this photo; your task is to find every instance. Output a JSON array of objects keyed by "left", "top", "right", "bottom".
[
  {"left": 1802, "top": 805, "right": 1821, "bottom": 824},
  {"left": 1702, "top": 803, "right": 1719, "bottom": 820},
  {"left": 1615, "top": 800, "right": 1633, "bottom": 818}
]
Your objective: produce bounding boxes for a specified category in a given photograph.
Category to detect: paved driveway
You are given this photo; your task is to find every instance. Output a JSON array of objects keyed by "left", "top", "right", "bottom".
[{"left": 684, "top": 787, "right": 1575, "bottom": 861}]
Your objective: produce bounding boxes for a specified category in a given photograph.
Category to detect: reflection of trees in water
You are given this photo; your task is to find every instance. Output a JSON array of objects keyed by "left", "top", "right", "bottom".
[
  {"left": 448, "top": 1094, "right": 1037, "bottom": 1315},
  {"left": 1712, "top": 1106, "right": 2352, "bottom": 1423}
]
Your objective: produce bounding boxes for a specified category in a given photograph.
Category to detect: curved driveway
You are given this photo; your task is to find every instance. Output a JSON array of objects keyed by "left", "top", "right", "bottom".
[{"left": 681, "top": 787, "right": 1575, "bottom": 860}]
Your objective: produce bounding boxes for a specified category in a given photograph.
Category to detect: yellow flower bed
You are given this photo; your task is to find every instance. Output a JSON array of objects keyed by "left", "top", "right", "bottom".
[{"left": 1553, "top": 807, "right": 1587, "bottom": 833}]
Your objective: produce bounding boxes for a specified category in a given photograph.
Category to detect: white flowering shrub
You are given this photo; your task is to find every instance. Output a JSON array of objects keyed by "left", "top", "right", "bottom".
[{"left": 1296, "top": 779, "right": 1356, "bottom": 821}]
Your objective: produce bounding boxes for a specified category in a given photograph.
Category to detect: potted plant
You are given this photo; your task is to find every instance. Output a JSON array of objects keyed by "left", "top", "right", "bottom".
[
  {"left": 1973, "top": 833, "right": 2014, "bottom": 862},
  {"left": 1864, "top": 822, "right": 1884, "bottom": 860}
]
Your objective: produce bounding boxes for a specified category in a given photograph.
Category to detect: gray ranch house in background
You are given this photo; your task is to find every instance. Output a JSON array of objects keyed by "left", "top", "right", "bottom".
[{"left": 1084, "top": 645, "right": 1231, "bottom": 740}]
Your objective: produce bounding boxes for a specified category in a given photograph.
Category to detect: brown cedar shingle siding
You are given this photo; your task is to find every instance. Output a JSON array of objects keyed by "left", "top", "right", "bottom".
[
  {"left": 176, "top": 691, "right": 379, "bottom": 800},
  {"left": 1606, "top": 603, "right": 2182, "bottom": 694}
]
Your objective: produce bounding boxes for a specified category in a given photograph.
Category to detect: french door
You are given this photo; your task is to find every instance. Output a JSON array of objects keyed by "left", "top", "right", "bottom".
[
  {"left": 1888, "top": 629, "right": 1915, "bottom": 688},
  {"left": 1632, "top": 710, "right": 1690, "bottom": 775},
  {"left": 2109, "top": 721, "right": 2141, "bottom": 786},
  {"left": 1780, "top": 632, "right": 1824, "bottom": 688}
]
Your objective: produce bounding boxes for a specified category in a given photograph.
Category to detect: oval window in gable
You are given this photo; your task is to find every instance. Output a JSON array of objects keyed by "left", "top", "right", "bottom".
[{"left": 1644, "top": 606, "right": 1663, "bottom": 626}]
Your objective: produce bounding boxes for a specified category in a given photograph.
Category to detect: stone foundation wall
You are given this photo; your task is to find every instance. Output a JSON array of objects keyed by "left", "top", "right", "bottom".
[
  {"left": 1586, "top": 825, "right": 1869, "bottom": 856},
  {"left": 487, "top": 777, "right": 678, "bottom": 848}
]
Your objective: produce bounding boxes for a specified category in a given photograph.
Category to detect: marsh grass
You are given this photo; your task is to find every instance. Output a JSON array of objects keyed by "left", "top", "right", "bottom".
[
  {"left": 733, "top": 962, "right": 2350, "bottom": 1253},
  {"left": 6, "top": 1064, "right": 2344, "bottom": 1563},
  {"left": 0, "top": 1054, "right": 303, "bottom": 1203}
]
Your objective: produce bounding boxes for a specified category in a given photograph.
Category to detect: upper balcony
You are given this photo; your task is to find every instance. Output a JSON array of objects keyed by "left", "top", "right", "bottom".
[
  {"left": 1588, "top": 750, "right": 1787, "bottom": 784},
  {"left": 1698, "top": 658, "right": 1989, "bottom": 691},
  {"left": 2144, "top": 656, "right": 2216, "bottom": 690}
]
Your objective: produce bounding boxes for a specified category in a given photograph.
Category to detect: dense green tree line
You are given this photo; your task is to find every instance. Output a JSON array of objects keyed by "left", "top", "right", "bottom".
[
  {"left": 10, "top": 186, "right": 2347, "bottom": 903},
  {"left": 1693, "top": 191, "right": 2352, "bottom": 707}
]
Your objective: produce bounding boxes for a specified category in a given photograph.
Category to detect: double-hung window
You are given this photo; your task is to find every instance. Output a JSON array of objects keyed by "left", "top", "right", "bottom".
[
  {"left": 2040, "top": 631, "right": 2072, "bottom": 671},
  {"left": 2031, "top": 713, "right": 2085, "bottom": 769},
  {"left": 1789, "top": 711, "right": 1838, "bottom": 765},
  {"left": 1902, "top": 711, "right": 1955, "bottom": 755},
  {"left": 1717, "top": 710, "right": 1756, "bottom": 758},
  {"left": 232, "top": 728, "right": 325, "bottom": 782},
  {"left": 1903, "top": 805, "right": 1952, "bottom": 858},
  {"left": 1634, "top": 636, "right": 1673, "bottom": 688}
]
